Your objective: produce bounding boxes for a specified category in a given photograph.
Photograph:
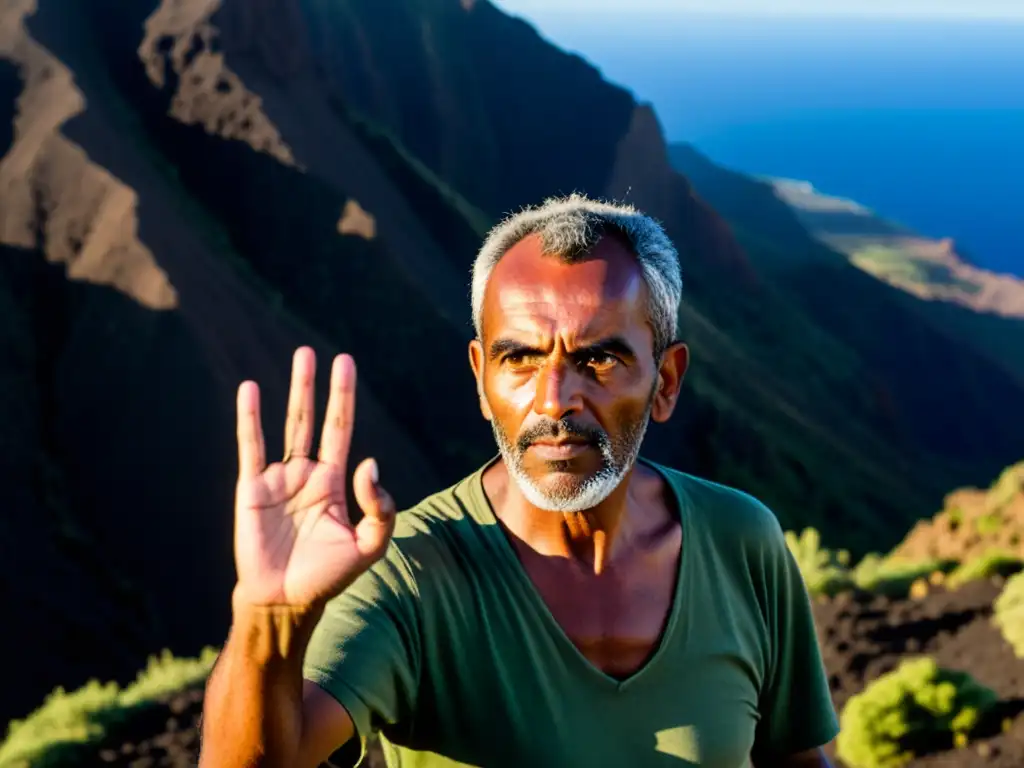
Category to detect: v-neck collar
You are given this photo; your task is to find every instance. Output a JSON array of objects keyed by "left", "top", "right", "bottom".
[{"left": 469, "top": 454, "right": 692, "bottom": 692}]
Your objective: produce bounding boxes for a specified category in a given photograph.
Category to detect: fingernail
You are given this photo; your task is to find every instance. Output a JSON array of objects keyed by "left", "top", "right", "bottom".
[{"left": 369, "top": 458, "right": 379, "bottom": 485}]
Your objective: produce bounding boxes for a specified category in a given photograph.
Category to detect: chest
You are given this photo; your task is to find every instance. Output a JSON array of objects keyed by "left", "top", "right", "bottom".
[
  {"left": 513, "top": 529, "right": 682, "bottom": 678},
  {"left": 403, "top": 532, "right": 768, "bottom": 768},
  {"left": 407, "top": 629, "right": 761, "bottom": 768}
]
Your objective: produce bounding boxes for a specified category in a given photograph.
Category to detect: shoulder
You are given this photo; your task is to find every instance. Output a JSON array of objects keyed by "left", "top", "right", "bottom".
[
  {"left": 369, "top": 464, "right": 492, "bottom": 588},
  {"left": 651, "top": 460, "right": 786, "bottom": 542},
  {"left": 646, "top": 459, "right": 789, "bottom": 565},
  {"left": 647, "top": 462, "right": 807, "bottom": 639}
]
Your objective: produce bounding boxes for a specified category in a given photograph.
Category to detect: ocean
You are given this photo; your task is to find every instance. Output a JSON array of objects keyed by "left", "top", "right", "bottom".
[{"left": 497, "top": 11, "right": 1024, "bottom": 276}]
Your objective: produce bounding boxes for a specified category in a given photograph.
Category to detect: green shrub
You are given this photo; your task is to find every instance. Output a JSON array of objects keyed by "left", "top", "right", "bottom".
[
  {"left": 783, "top": 528, "right": 957, "bottom": 600},
  {"left": 975, "top": 513, "right": 1003, "bottom": 536},
  {"left": 850, "top": 552, "right": 884, "bottom": 583},
  {"left": 836, "top": 657, "right": 998, "bottom": 768},
  {"left": 989, "top": 462, "right": 1024, "bottom": 512},
  {"left": 853, "top": 555, "right": 956, "bottom": 598},
  {"left": 785, "top": 527, "right": 854, "bottom": 597},
  {"left": 994, "top": 571, "right": 1024, "bottom": 658},
  {"left": 0, "top": 647, "right": 219, "bottom": 768},
  {"left": 946, "top": 550, "right": 1023, "bottom": 589}
]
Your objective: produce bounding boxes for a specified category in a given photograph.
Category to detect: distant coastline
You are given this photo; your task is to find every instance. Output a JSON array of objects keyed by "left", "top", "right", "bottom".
[
  {"left": 689, "top": 108, "right": 1023, "bottom": 277},
  {"left": 497, "top": 11, "right": 1024, "bottom": 277}
]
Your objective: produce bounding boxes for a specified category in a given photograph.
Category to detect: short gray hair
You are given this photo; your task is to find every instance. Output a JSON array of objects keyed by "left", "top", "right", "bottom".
[{"left": 470, "top": 193, "right": 682, "bottom": 356}]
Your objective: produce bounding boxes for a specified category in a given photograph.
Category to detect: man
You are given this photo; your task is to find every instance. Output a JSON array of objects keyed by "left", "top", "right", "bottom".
[{"left": 199, "top": 194, "right": 839, "bottom": 767}]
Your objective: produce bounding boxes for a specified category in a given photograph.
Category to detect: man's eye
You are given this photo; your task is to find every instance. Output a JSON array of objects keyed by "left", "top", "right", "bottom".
[{"left": 583, "top": 352, "right": 618, "bottom": 369}]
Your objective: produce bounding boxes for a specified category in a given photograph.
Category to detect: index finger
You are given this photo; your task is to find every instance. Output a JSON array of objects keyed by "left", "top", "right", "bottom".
[
  {"left": 319, "top": 354, "right": 356, "bottom": 467},
  {"left": 236, "top": 380, "right": 266, "bottom": 480}
]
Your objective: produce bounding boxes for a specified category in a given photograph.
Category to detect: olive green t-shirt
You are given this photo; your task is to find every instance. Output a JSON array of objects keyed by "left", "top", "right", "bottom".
[{"left": 302, "top": 456, "right": 839, "bottom": 767}]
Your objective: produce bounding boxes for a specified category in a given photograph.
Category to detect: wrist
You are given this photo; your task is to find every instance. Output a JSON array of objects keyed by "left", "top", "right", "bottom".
[
  {"left": 230, "top": 583, "right": 326, "bottom": 617},
  {"left": 229, "top": 587, "right": 326, "bottom": 665}
]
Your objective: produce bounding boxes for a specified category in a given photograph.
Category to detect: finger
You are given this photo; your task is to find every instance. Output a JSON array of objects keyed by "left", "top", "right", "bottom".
[
  {"left": 352, "top": 458, "right": 396, "bottom": 562},
  {"left": 236, "top": 380, "right": 265, "bottom": 480},
  {"left": 283, "top": 347, "right": 316, "bottom": 461},
  {"left": 319, "top": 354, "right": 356, "bottom": 467}
]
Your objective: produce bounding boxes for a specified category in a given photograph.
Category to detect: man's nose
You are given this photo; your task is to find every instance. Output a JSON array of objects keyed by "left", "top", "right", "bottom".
[{"left": 533, "top": 359, "right": 584, "bottom": 421}]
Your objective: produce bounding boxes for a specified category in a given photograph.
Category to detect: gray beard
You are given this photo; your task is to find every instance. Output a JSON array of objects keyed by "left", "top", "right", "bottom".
[{"left": 486, "top": 394, "right": 655, "bottom": 513}]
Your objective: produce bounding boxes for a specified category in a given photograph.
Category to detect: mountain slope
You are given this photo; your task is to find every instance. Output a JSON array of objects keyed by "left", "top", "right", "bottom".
[
  {"left": 0, "top": 0, "right": 448, "bottom": 729},
  {"left": 772, "top": 176, "right": 1024, "bottom": 319},
  {"left": 83, "top": 0, "right": 953, "bottom": 556},
  {"left": 2, "top": 0, "right": 1024, "bottom": 732},
  {"left": 290, "top": 0, "right": 1024, "bottom": 509},
  {"left": 669, "top": 139, "right": 1024, "bottom": 416},
  {"left": 768, "top": 175, "right": 1024, "bottom": 384}
]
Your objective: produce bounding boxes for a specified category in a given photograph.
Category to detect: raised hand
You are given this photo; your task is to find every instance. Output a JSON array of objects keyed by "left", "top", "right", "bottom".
[{"left": 231, "top": 347, "right": 395, "bottom": 609}]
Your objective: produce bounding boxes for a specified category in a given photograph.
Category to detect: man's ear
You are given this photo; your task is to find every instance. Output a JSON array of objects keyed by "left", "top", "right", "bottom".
[
  {"left": 468, "top": 339, "right": 493, "bottom": 421},
  {"left": 650, "top": 341, "right": 689, "bottom": 424}
]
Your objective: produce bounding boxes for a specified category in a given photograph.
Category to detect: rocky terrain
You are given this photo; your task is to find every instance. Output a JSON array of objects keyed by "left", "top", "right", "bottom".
[{"left": 1, "top": 0, "right": 1023, "bottom": 762}]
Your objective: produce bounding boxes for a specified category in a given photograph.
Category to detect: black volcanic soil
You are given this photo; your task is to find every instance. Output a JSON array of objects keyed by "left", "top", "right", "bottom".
[{"left": 51, "top": 578, "right": 1024, "bottom": 768}]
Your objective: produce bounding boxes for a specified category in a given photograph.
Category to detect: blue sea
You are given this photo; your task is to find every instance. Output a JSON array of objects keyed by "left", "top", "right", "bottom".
[{"left": 496, "top": 10, "right": 1024, "bottom": 276}]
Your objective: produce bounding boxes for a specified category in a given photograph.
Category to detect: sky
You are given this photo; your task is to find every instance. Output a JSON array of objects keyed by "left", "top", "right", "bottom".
[{"left": 494, "top": 0, "right": 1024, "bottom": 18}]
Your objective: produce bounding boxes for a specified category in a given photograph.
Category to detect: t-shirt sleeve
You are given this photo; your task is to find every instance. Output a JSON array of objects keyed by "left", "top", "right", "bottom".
[
  {"left": 751, "top": 519, "right": 840, "bottom": 762},
  {"left": 301, "top": 541, "right": 422, "bottom": 766}
]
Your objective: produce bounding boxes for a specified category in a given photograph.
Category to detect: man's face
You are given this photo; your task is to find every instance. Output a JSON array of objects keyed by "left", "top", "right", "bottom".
[{"left": 470, "top": 233, "right": 676, "bottom": 512}]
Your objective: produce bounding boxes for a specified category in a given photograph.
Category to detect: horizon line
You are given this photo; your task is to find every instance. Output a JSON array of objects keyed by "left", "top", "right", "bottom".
[{"left": 496, "top": 6, "right": 1024, "bottom": 21}]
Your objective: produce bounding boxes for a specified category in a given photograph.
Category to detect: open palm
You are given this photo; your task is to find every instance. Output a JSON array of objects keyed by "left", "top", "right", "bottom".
[{"left": 232, "top": 348, "right": 395, "bottom": 608}]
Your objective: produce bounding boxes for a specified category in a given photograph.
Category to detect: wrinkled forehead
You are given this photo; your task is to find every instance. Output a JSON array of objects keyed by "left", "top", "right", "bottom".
[{"left": 481, "top": 233, "right": 650, "bottom": 339}]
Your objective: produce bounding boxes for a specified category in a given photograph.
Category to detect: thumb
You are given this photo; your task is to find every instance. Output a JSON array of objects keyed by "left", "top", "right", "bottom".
[{"left": 352, "top": 457, "right": 396, "bottom": 562}]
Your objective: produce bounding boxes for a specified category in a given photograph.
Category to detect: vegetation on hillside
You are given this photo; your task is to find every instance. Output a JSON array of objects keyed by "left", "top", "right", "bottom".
[
  {"left": 994, "top": 571, "right": 1024, "bottom": 658},
  {"left": 785, "top": 462, "right": 1024, "bottom": 601},
  {"left": 946, "top": 551, "right": 1023, "bottom": 590},
  {"left": 836, "top": 657, "right": 998, "bottom": 768},
  {"left": 893, "top": 462, "right": 1024, "bottom": 564},
  {"left": 785, "top": 526, "right": 954, "bottom": 601},
  {"left": 847, "top": 244, "right": 979, "bottom": 295},
  {"left": 0, "top": 648, "right": 217, "bottom": 768}
]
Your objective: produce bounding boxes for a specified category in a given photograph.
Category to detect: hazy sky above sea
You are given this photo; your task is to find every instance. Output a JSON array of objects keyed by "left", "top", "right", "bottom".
[
  {"left": 490, "top": 1, "right": 1024, "bottom": 275},
  {"left": 495, "top": 1, "right": 1024, "bottom": 18}
]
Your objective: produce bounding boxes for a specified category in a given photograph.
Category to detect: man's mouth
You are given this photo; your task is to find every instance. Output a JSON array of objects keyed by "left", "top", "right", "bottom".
[{"left": 528, "top": 439, "right": 591, "bottom": 460}]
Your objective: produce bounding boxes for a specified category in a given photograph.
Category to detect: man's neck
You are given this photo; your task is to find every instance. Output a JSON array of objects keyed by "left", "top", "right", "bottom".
[{"left": 483, "top": 460, "right": 660, "bottom": 576}]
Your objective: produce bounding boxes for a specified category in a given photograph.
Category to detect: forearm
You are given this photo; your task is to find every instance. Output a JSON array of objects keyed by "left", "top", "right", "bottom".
[{"left": 198, "top": 595, "right": 325, "bottom": 768}]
